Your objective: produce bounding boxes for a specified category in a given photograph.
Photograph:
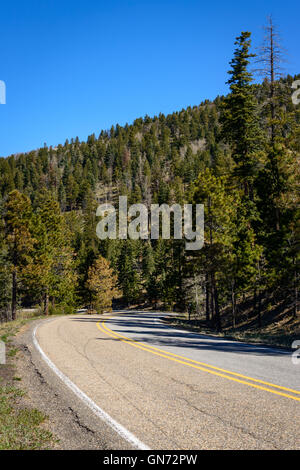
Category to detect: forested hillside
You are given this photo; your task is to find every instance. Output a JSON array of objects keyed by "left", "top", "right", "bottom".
[{"left": 0, "top": 30, "right": 299, "bottom": 333}]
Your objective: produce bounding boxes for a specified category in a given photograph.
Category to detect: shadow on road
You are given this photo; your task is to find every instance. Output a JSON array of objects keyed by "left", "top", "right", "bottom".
[{"left": 71, "top": 312, "right": 290, "bottom": 357}]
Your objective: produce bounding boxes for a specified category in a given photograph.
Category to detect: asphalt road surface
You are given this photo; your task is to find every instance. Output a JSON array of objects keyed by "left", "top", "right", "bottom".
[{"left": 33, "top": 311, "right": 300, "bottom": 449}]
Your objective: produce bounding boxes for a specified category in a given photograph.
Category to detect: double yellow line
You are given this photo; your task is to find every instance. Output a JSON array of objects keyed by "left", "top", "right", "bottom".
[{"left": 97, "top": 315, "right": 300, "bottom": 402}]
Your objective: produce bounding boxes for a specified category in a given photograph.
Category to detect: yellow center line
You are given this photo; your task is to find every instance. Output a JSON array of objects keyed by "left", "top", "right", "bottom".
[
  {"left": 96, "top": 315, "right": 300, "bottom": 403},
  {"left": 100, "top": 319, "right": 300, "bottom": 396}
]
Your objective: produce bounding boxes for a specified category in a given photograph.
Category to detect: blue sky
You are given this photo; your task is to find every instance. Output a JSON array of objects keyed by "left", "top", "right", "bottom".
[{"left": 0, "top": 0, "right": 299, "bottom": 157}]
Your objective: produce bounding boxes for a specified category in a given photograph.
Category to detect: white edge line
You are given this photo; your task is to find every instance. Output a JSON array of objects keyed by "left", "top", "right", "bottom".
[{"left": 32, "top": 324, "right": 150, "bottom": 450}]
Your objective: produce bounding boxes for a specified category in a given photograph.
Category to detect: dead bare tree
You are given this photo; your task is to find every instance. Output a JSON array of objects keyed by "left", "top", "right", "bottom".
[{"left": 255, "top": 16, "right": 286, "bottom": 142}]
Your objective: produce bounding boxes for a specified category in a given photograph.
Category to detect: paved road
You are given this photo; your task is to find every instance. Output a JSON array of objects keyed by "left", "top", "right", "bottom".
[{"left": 34, "top": 311, "right": 300, "bottom": 449}]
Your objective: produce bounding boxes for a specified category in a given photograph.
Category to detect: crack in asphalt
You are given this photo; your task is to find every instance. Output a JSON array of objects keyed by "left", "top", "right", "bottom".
[
  {"left": 28, "top": 314, "right": 300, "bottom": 450},
  {"left": 67, "top": 406, "right": 96, "bottom": 435},
  {"left": 168, "top": 374, "right": 217, "bottom": 395},
  {"left": 22, "top": 344, "right": 47, "bottom": 385},
  {"left": 83, "top": 336, "right": 181, "bottom": 449},
  {"left": 55, "top": 319, "right": 180, "bottom": 448},
  {"left": 15, "top": 325, "right": 117, "bottom": 449},
  {"left": 178, "top": 396, "right": 279, "bottom": 449}
]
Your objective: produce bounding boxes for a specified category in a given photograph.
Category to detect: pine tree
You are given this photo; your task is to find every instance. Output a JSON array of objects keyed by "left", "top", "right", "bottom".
[
  {"left": 117, "top": 240, "right": 141, "bottom": 306},
  {"left": 3, "top": 190, "right": 34, "bottom": 320},
  {"left": 192, "top": 169, "right": 240, "bottom": 330},
  {"left": 86, "top": 256, "right": 119, "bottom": 313},
  {"left": 25, "top": 191, "right": 76, "bottom": 315},
  {"left": 221, "top": 32, "right": 263, "bottom": 195}
]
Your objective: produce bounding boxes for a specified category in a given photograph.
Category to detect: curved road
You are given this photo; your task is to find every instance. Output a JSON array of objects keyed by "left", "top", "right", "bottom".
[{"left": 34, "top": 311, "right": 300, "bottom": 449}]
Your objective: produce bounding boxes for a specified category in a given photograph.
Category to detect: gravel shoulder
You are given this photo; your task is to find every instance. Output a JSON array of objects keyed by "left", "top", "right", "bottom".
[{"left": 14, "top": 318, "right": 133, "bottom": 450}]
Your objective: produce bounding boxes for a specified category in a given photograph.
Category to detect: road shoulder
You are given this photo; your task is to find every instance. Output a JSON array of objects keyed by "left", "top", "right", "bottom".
[{"left": 13, "top": 317, "right": 132, "bottom": 450}]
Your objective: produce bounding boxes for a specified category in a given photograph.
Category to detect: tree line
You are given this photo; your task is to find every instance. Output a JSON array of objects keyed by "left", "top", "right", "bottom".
[{"left": 0, "top": 19, "right": 299, "bottom": 329}]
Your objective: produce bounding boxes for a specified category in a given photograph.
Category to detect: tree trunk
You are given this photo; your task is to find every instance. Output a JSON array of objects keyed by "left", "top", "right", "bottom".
[
  {"left": 257, "top": 289, "right": 262, "bottom": 329},
  {"left": 253, "top": 288, "right": 257, "bottom": 319},
  {"left": 44, "top": 291, "right": 49, "bottom": 316},
  {"left": 270, "top": 20, "right": 275, "bottom": 144},
  {"left": 11, "top": 269, "right": 17, "bottom": 321},
  {"left": 205, "top": 273, "right": 210, "bottom": 323},
  {"left": 275, "top": 207, "right": 280, "bottom": 231},
  {"left": 212, "top": 275, "right": 221, "bottom": 331},
  {"left": 210, "top": 276, "right": 214, "bottom": 322},
  {"left": 208, "top": 196, "right": 214, "bottom": 323},
  {"left": 231, "top": 283, "right": 236, "bottom": 329},
  {"left": 294, "top": 266, "right": 298, "bottom": 318},
  {"left": 257, "top": 260, "right": 262, "bottom": 328}
]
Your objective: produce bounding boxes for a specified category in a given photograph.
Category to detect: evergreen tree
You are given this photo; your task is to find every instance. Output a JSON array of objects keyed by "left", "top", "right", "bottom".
[
  {"left": 86, "top": 256, "right": 119, "bottom": 313},
  {"left": 3, "top": 190, "right": 34, "bottom": 320},
  {"left": 221, "top": 32, "right": 263, "bottom": 195}
]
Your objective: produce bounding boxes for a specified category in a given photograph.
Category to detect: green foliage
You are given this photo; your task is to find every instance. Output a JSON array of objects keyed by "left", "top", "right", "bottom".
[
  {"left": 86, "top": 255, "right": 119, "bottom": 313},
  {"left": 0, "top": 31, "right": 298, "bottom": 328},
  {"left": 221, "top": 32, "right": 263, "bottom": 191}
]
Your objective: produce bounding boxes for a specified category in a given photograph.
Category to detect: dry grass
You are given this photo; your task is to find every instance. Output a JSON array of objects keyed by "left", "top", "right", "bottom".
[
  {"left": 0, "top": 311, "right": 56, "bottom": 449},
  {"left": 165, "top": 303, "right": 300, "bottom": 349}
]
